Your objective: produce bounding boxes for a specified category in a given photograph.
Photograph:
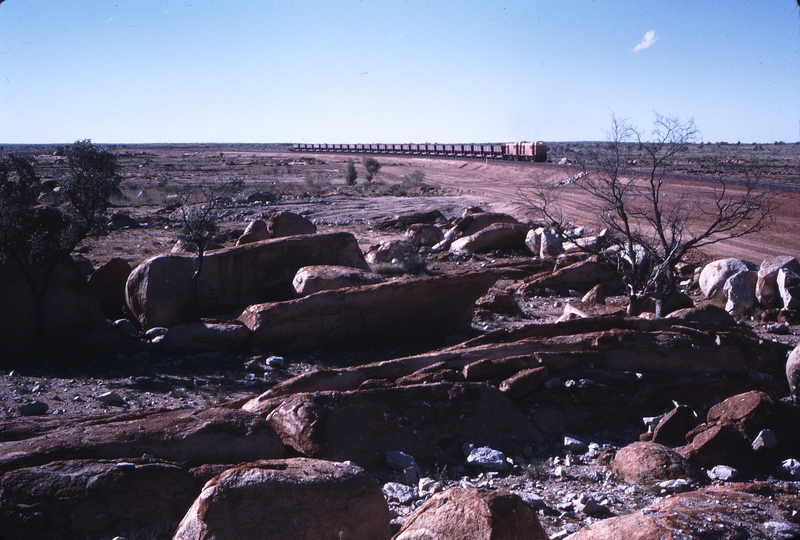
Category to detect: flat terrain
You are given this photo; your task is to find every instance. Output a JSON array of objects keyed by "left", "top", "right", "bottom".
[{"left": 17, "top": 144, "right": 793, "bottom": 269}]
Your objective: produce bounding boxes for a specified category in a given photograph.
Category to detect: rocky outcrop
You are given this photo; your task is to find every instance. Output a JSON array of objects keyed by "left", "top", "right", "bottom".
[
  {"left": 567, "top": 484, "right": 800, "bottom": 540},
  {"left": 395, "top": 488, "right": 548, "bottom": 540},
  {"left": 292, "top": 265, "right": 385, "bottom": 296},
  {"left": 173, "top": 459, "right": 391, "bottom": 540},
  {"left": 265, "top": 382, "right": 541, "bottom": 470},
  {"left": 239, "top": 314, "right": 789, "bottom": 438},
  {"left": 612, "top": 442, "right": 700, "bottom": 485},
  {"left": 0, "top": 407, "right": 286, "bottom": 472},
  {"left": 680, "top": 391, "right": 800, "bottom": 471},
  {"left": 238, "top": 271, "right": 496, "bottom": 352},
  {"left": 126, "top": 232, "right": 369, "bottom": 329},
  {"left": 0, "top": 458, "right": 198, "bottom": 540}
]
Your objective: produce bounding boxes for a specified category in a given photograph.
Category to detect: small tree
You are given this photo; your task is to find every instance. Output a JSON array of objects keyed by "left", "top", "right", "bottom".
[
  {"left": 362, "top": 156, "right": 382, "bottom": 183},
  {"left": 173, "top": 182, "right": 228, "bottom": 316},
  {"left": 61, "top": 139, "right": 122, "bottom": 236},
  {"left": 344, "top": 159, "right": 358, "bottom": 186}
]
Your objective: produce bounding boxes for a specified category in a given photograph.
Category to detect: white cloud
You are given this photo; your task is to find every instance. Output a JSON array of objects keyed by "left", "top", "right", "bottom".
[{"left": 633, "top": 30, "right": 656, "bottom": 52}]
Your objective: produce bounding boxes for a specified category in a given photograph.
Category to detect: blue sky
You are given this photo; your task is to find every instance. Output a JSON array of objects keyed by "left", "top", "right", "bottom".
[{"left": 1, "top": 1, "right": 798, "bottom": 144}]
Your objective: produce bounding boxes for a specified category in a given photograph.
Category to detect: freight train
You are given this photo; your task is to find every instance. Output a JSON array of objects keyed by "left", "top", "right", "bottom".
[{"left": 292, "top": 140, "right": 547, "bottom": 162}]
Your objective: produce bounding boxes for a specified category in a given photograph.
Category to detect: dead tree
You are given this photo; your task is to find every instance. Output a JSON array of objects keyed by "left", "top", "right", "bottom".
[{"left": 522, "top": 114, "right": 774, "bottom": 314}]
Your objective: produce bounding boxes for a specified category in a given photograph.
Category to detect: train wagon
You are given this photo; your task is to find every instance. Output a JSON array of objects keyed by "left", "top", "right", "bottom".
[{"left": 292, "top": 140, "right": 546, "bottom": 162}]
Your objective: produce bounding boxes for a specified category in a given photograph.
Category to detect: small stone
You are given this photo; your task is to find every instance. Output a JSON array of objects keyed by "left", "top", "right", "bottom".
[
  {"left": 18, "top": 401, "right": 48, "bottom": 416},
  {"left": 265, "top": 356, "right": 285, "bottom": 368},
  {"left": 563, "top": 435, "right": 588, "bottom": 453},
  {"left": 387, "top": 450, "right": 419, "bottom": 471},
  {"left": 752, "top": 429, "right": 778, "bottom": 451},
  {"left": 466, "top": 446, "right": 508, "bottom": 472},
  {"left": 244, "top": 358, "right": 266, "bottom": 373},
  {"left": 95, "top": 391, "right": 125, "bottom": 406},
  {"left": 766, "top": 323, "right": 790, "bottom": 334},
  {"left": 113, "top": 318, "right": 140, "bottom": 339},
  {"left": 762, "top": 520, "right": 800, "bottom": 539},
  {"left": 512, "top": 491, "right": 547, "bottom": 509},
  {"left": 575, "top": 496, "right": 607, "bottom": 516},
  {"left": 418, "top": 477, "right": 442, "bottom": 495},
  {"left": 708, "top": 465, "right": 739, "bottom": 481},
  {"left": 168, "top": 387, "right": 187, "bottom": 398},
  {"left": 657, "top": 478, "right": 692, "bottom": 493},
  {"left": 382, "top": 482, "right": 419, "bottom": 504},
  {"left": 144, "top": 327, "right": 168, "bottom": 339},
  {"left": 779, "top": 458, "right": 800, "bottom": 479},
  {"left": 387, "top": 451, "right": 421, "bottom": 485}
]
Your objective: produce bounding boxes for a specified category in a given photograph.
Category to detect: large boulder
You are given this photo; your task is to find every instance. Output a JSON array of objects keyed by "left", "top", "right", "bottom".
[
  {"left": 235, "top": 219, "right": 270, "bottom": 245},
  {"left": 788, "top": 343, "right": 800, "bottom": 402},
  {"left": 449, "top": 223, "right": 528, "bottom": 254},
  {"left": 651, "top": 405, "right": 698, "bottom": 447},
  {"left": 612, "top": 442, "right": 700, "bottom": 485},
  {"left": 756, "top": 256, "right": 800, "bottom": 309},
  {"left": 365, "top": 239, "right": 421, "bottom": 267},
  {"left": 266, "top": 210, "right": 317, "bottom": 237},
  {"left": 376, "top": 210, "right": 446, "bottom": 231},
  {"left": 173, "top": 459, "right": 391, "bottom": 540},
  {"left": 0, "top": 407, "right": 286, "bottom": 472},
  {"left": 395, "top": 488, "right": 548, "bottom": 540},
  {"left": 0, "top": 458, "right": 198, "bottom": 540},
  {"left": 666, "top": 304, "right": 737, "bottom": 326},
  {"left": 777, "top": 267, "right": 800, "bottom": 311},
  {"left": 698, "top": 258, "right": 757, "bottom": 304},
  {"left": 457, "top": 212, "right": 519, "bottom": 237},
  {"left": 521, "top": 258, "right": 618, "bottom": 294},
  {"left": 539, "top": 228, "right": 565, "bottom": 258},
  {"left": 87, "top": 257, "right": 132, "bottom": 321},
  {"left": 126, "top": 232, "right": 369, "bottom": 329},
  {"left": 566, "top": 484, "right": 800, "bottom": 540},
  {"left": 266, "top": 382, "right": 541, "bottom": 470},
  {"left": 723, "top": 270, "right": 758, "bottom": 318},
  {"left": 238, "top": 271, "right": 496, "bottom": 352},
  {"left": 405, "top": 223, "right": 444, "bottom": 250},
  {"left": 0, "top": 255, "right": 108, "bottom": 353},
  {"left": 162, "top": 321, "right": 251, "bottom": 353},
  {"left": 292, "top": 265, "right": 385, "bottom": 296}
]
